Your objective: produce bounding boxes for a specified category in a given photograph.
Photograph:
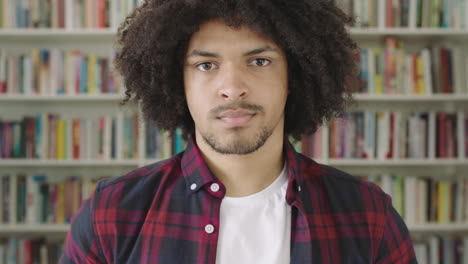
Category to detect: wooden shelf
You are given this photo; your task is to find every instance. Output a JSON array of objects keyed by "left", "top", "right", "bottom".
[
  {"left": 353, "top": 94, "right": 468, "bottom": 102},
  {"left": 0, "top": 28, "right": 467, "bottom": 41},
  {"left": 0, "top": 159, "right": 140, "bottom": 167},
  {"left": 0, "top": 94, "right": 123, "bottom": 102},
  {"left": 0, "top": 223, "right": 466, "bottom": 234},
  {"left": 327, "top": 158, "right": 468, "bottom": 167}
]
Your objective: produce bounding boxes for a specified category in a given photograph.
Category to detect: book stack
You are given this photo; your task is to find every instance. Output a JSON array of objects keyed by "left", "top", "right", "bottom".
[
  {"left": 0, "top": 238, "right": 63, "bottom": 264},
  {"left": 0, "top": 0, "right": 144, "bottom": 29},
  {"left": 0, "top": 174, "right": 103, "bottom": 225},
  {"left": 322, "top": 111, "right": 466, "bottom": 160},
  {"left": 414, "top": 236, "right": 468, "bottom": 264},
  {"left": 361, "top": 174, "right": 468, "bottom": 225},
  {"left": 0, "top": 48, "right": 121, "bottom": 95},
  {"left": 146, "top": 126, "right": 186, "bottom": 160},
  {"left": 0, "top": 112, "right": 140, "bottom": 160},
  {"left": 356, "top": 37, "right": 467, "bottom": 95},
  {"left": 335, "top": 0, "right": 468, "bottom": 28}
]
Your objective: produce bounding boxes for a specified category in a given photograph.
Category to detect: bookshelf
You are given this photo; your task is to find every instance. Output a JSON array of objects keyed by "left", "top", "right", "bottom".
[{"left": 1, "top": 0, "right": 468, "bottom": 262}]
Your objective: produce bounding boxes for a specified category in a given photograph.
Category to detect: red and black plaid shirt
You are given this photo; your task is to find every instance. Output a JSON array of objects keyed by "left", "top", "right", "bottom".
[{"left": 60, "top": 137, "right": 416, "bottom": 263}]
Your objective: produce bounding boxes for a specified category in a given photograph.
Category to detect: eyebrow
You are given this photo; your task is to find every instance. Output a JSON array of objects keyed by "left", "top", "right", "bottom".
[{"left": 186, "top": 46, "right": 278, "bottom": 59}]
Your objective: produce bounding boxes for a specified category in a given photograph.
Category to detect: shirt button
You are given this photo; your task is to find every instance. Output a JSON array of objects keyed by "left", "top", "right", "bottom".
[
  {"left": 190, "top": 183, "right": 197, "bottom": 190},
  {"left": 210, "top": 183, "right": 220, "bottom": 192},
  {"left": 205, "top": 224, "right": 214, "bottom": 234},
  {"left": 298, "top": 185, "right": 302, "bottom": 192}
]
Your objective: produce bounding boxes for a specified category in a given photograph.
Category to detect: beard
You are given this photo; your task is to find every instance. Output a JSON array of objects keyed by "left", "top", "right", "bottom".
[{"left": 200, "top": 125, "right": 274, "bottom": 155}]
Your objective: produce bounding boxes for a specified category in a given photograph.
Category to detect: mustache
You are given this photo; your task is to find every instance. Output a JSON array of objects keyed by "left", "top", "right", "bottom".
[{"left": 209, "top": 102, "right": 264, "bottom": 117}]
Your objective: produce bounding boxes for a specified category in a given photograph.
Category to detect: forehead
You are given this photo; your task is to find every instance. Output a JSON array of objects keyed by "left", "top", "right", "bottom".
[{"left": 186, "top": 19, "right": 281, "bottom": 52}]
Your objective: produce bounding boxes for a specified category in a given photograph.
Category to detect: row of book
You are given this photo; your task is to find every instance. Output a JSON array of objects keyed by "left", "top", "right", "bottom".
[
  {"left": 0, "top": 174, "right": 102, "bottom": 225},
  {"left": 299, "top": 111, "right": 468, "bottom": 160},
  {"left": 0, "top": 113, "right": 140, "bottom": 160},
  {"left": 0, "top": 0, "right": 142, "bottom": 29},
  {"left": 414, "top": 236, "right": 468, "bottom": 264},
  {"left": 0, "top": 48, "right": 122, "bottom": 95},
  {"left": 335, "top": 0, "right": 468, "bottom": 29},
  {"left": 355, "top": 38, "right": 468, "bottom": 95},
  {"left": 360, "top": 174, "right": 468, "bottom": 225},
  {"left": 0, "top": 238, "right": 63, "bottom": 264},
  {"left": 2, "top": 111, "right": 467, "bottom": 161}
]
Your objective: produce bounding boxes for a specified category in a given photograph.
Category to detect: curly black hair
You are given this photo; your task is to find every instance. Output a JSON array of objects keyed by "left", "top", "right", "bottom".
[{"left": 114, "top": 0, "right": 359, "bottom": 140}]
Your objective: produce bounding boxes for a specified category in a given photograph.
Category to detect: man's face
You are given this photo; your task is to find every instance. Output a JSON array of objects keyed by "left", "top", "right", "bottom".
[{"left": 183, "top": 20, "right": 288, "bottom": 155}]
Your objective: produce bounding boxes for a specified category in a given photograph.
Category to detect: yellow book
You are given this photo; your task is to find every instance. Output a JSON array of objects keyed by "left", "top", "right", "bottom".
[
  {"left": 88, "top": 54, "right": 97, "bottom": 94},
  {"left": 31, "top": 49, "right": 40, "bottom": 94},
  {"left": 437, "top": 182, "right": 447, "bottom": 223},
  {"left": 57, "top": 120, "right": 65, "bottom": 160},
  {"left": 416, "top": 55, "right": 425, "bottom": 94},
  {"left": 57, "top": 183, "right": 66, "bottom": 224},
  {"left": 374, "top": 48, "right": 382, "bottom": 94}
]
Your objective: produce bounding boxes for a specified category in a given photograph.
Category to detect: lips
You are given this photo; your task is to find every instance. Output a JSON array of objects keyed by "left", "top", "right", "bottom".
[{"left": 217, "top": 110, "right": 256, "bottom": 126}]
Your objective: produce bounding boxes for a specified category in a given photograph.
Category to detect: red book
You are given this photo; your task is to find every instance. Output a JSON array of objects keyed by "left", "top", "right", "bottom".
[
  {"left": 58, "top": 0, "right": 65, "bottom": 28},
  {"left": 101, "top": 59, "right": 108, "bottom": 93},
  {"left": 98, "top": 0, "right": 107, "bottom": 28},
  {"left": 387, "top": 113, "right": 394, "bottom": 159},
  {"left": 72, "top": 119, "right": 80, "bottom": 159},
  {"left": 386, "top": 0, "right": 393, "bottom": 27},
  {"left": 440, "top": 48, "right": 450, "bottom": 93},
  {"left": 445, "top": 115, "right": 456, "bottom": 158},
  {"left": 24, "top": 239, "right": 33, "bottom": 264},
  {"left": 437, "top": 112, "right": 447, "bottom": 158}
]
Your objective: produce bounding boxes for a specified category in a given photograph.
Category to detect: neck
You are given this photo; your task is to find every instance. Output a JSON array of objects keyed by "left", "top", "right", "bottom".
[{"left": 195, "top": 127, "right": 285, "bottom": 197}]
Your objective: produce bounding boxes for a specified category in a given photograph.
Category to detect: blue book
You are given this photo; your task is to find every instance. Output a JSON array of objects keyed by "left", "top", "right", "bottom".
[
  {"left": 80, "top": 57, "right": 88, "bottom": 94},
  {"left": 35, "top": 113, "right": 42, "bottom": 159}
]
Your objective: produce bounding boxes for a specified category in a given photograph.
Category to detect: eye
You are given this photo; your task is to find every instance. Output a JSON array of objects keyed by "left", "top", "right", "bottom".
[
  {"left": 249, "top": 58, "right": 271, "bottom": 67},
  {"left": 196, "top": 62, "right": 218, "bottom": 71}
]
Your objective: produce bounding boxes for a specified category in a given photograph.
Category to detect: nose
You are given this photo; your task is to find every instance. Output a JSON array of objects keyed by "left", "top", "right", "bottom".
[{"left": 217, "top": 64, "right": 249, "bottom": 101}]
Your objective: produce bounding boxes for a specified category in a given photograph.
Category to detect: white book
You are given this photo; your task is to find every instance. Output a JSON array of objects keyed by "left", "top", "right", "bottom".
[
  {"left": 25, "top": 175, "right": 36, "bottom": 224},
  {"left": 9, "top": 175, "right": 17, "bottom": 224},
  {"left": 364, "top": 111, "right": 376, "bottom": 159},
  {"left": 39, "top": 244, "right": 48, "bottom": 264},
  {"left": 429, "top": 236, "right": 439, "bottom": 264},
  {"left": 404, "top": 176, "right": 416, "bottom": 225},
  {"left": 408, "top": 0, "right": 417, "bottom": 28},
  {"left": 377, "top": 112, "right": 390, "bottom": 160},
  {"left": 405, "top": 55, "right": 413, "bottom": 94},
  {"left": 49, "top": 49, "right": 58, "bottom": 95},
  {"left": 392, "top": 112, "right": 400, "bottom": 160},
  {"left": 428, "top": 112, "right": 436, "bottom": 159},
  {"left": 418, "top": 179, "right": 428, "bottom": 223},
  {"left": 23, "top": 55, "right": 33, "bottom": 95},
  {"left": 138, "top": 117, "right": 145, "bottom": 160},
  {"left": 398, "top": 112, "right": 408, "bottom": 158},
  {"left": 421, "top": 49, "right": 433, "bottom": 95},
  {"left": 104, "top": 116, "right": 112, "bottom": 160},
  {"left": 81, "top": 177, "right": 91, "bottom": 200},
  {"left": 378, "top": 0, "right": 386, "bottom": 28},
  {"left": 381, "top": 174, "right": 393, "bottom": 196},
  {"left": 414, "top": 243, "right": 428, "bottom": 264},
  {"left": 419, "top": 114, "right": 427, "bottom": 158}
]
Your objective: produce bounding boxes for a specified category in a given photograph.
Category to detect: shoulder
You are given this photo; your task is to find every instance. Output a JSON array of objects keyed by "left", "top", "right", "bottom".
[
  {"left": 300, "top": 156, "right": 390, "bottom": 212},
  {"left": 92, "top": 153, "right": 184, "bottom": 206}
]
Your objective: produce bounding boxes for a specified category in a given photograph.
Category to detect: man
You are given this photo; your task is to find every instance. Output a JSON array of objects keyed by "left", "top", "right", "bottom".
[{"left": 60, "top": 0, "right": 417, "bottom": 263}]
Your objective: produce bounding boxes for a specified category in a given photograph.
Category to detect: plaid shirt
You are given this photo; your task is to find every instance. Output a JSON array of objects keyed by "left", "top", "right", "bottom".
[{"left": 60, "top": 137, "right": 416, "bottom": 264}]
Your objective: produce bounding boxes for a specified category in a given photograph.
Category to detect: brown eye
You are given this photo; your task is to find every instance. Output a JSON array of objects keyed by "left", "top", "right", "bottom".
[
  {"left": 196, "top": 62, "right": 218, "bottom": 71},
  {"left": 249, "top": 58, "right": 271, "bottom": 67}
]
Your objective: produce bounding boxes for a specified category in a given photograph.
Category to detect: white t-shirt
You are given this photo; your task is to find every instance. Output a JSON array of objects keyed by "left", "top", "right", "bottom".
[{"left": 215, "top": 164, "right": 291, "bottom": 264}]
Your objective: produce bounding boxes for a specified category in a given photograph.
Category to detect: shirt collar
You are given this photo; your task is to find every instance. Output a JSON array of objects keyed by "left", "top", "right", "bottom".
[{"left": 181, "top": 136, "right": 306, "bottom": 204}]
